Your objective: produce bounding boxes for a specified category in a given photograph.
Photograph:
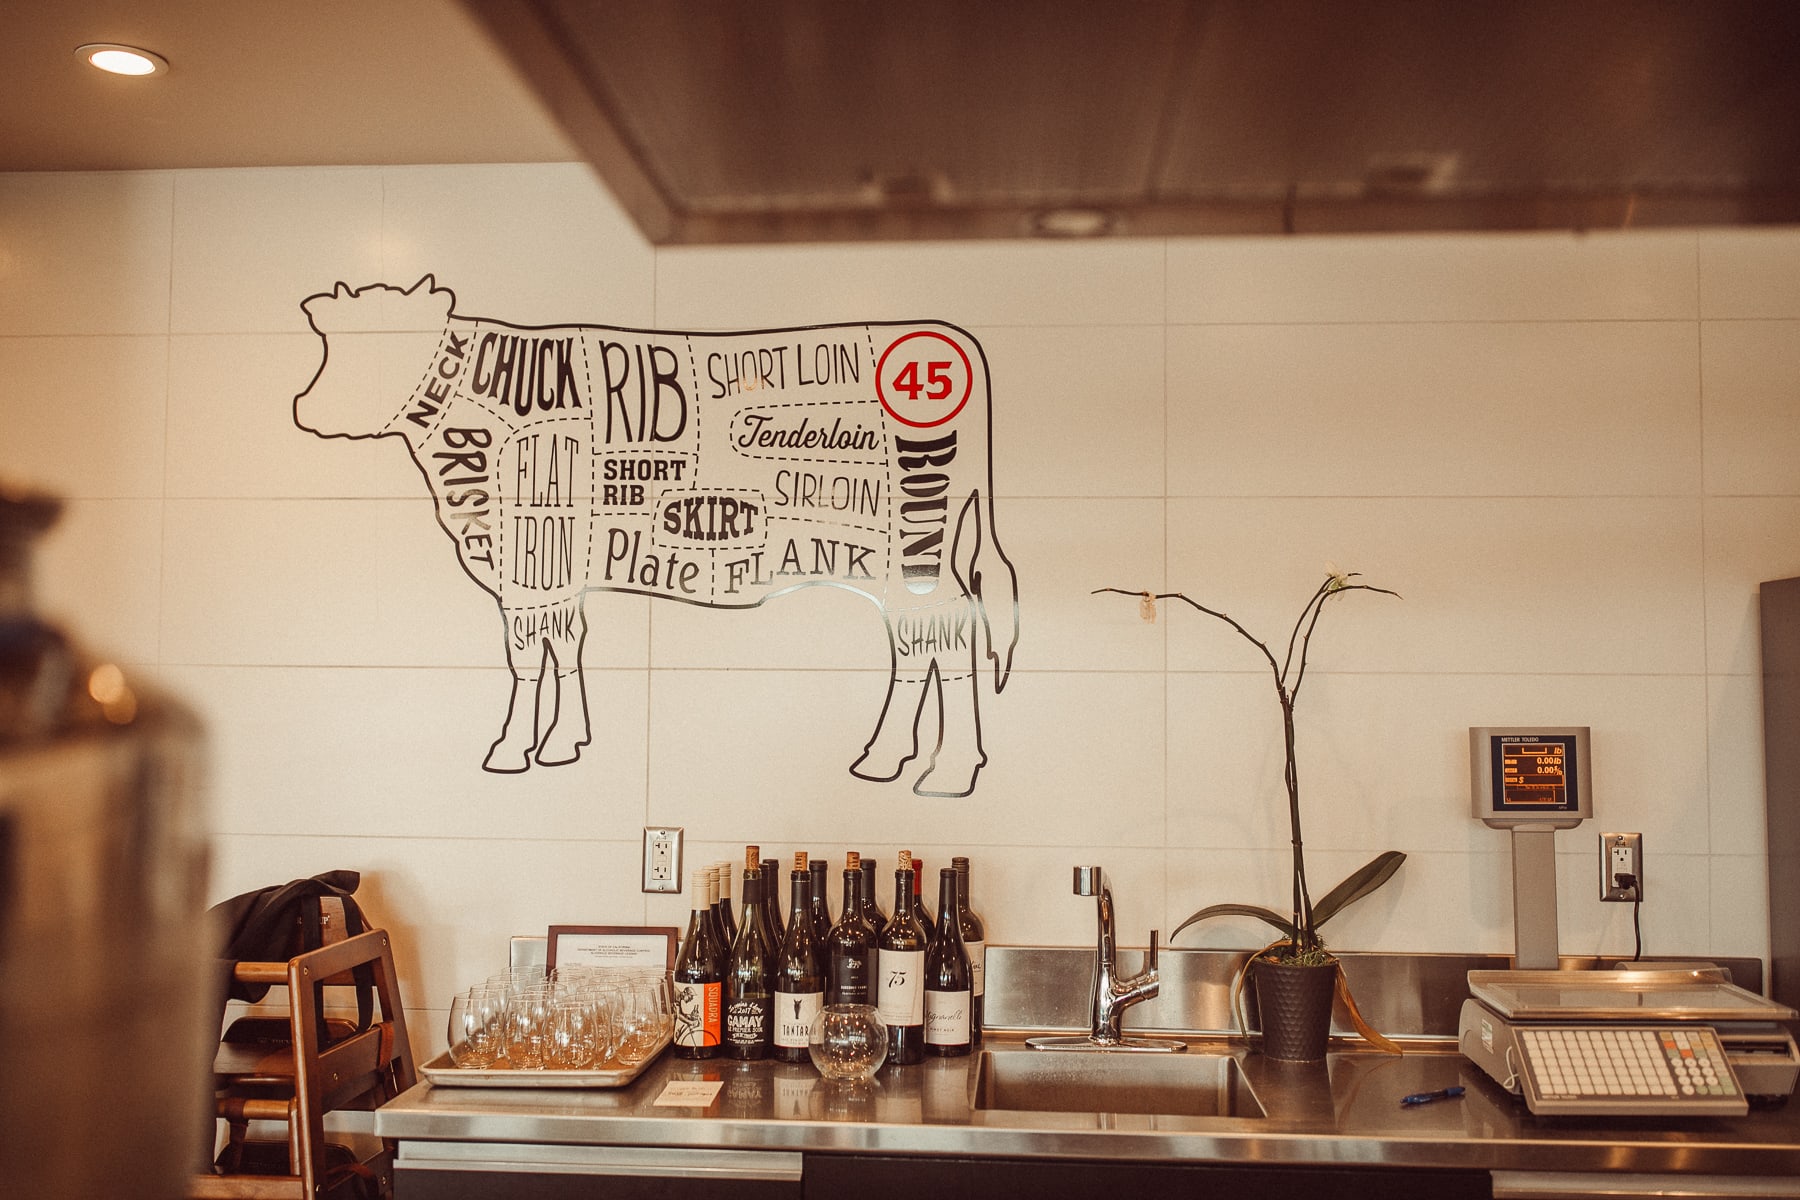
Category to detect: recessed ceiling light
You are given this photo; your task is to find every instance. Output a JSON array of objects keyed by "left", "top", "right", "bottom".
[{"left": 76, "top": 43, "right": 169, "bottom": 77}]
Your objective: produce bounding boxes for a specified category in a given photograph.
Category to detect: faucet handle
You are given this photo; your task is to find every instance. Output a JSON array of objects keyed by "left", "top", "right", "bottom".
[
  {"left": 1073, "top": 866, "right": 1103, "bottom": 896},
  {"left": 1147, "top": 929, "right": 1159, "bottom": 971}
]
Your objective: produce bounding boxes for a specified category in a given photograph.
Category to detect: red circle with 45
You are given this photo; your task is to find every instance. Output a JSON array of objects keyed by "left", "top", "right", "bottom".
[{"left": 876, "top": 330, "right": 973, "bottom": 428}]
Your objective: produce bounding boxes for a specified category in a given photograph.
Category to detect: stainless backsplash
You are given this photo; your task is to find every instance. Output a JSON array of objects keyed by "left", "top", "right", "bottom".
[
  {"left": 983, "top": 947, "right": 1768, "bottom": 1040},
  {"left": 509, "top": 935, "right": 1765, "bottom": 1041}
]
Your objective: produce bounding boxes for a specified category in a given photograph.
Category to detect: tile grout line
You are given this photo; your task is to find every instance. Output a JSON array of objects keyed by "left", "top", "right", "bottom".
[{"left": 1692, "top": 233, "right": 1718, "bottom": 958}]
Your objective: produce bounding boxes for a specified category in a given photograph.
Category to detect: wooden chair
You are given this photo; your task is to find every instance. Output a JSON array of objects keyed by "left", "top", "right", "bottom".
[{"left": 194, "top": 927, "right": 416, "bottom": 1200}]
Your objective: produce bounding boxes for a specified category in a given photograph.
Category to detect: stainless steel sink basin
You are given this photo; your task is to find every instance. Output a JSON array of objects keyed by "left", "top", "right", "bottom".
[{"left": 972, "top": 1050, "right": 1265, "bottom": 1119}]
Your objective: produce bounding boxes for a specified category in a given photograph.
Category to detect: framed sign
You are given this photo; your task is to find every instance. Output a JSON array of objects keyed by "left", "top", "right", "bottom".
[{"left": 545, "top": 925, "right": 679, "bottom": 973}]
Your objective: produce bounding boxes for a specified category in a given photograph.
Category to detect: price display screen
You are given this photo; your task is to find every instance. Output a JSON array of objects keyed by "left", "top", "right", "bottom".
[
  {"left": 1470, "top": 726, "right": 1591, "bottom": 827},
  {"left": 1501, "top": 741, "right": 1571, "bottom": 807}
]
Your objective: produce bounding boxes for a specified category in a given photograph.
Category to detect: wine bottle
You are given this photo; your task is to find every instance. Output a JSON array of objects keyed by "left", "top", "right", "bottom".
[
  {"left": 877, "top": 851, "right": 928, "bottom": 1066},
  {"left": 703, "top": 866, "right": 727, "bottom": 953},
  {"left": 859, "top": 856, "right": 887, "bottom": 931},
  {"left": 772, "top": 853, "right": 826, "bottom": 1063},
  {"left": 923, "top": 867, "right": 972, "bottom": 1057},
  {"left": 760, "top": 856, "right": 785, "bottom": 944},
  {"left": 808, "top": 857, "right": 833, "bottom": 947},
  {"left": 825, "top": 851, "right": 877, "bottom": 1005},
  {"left": 673, "top": 869, "right": 722, "bottom": 1058},
  {"left": 715, "top": 860, "right": 738, "bottom": 946},
  {"left": 910, "top": 854, "right": 935, "bottom": 937},
  {"left": 952, "top": 855, "right": 987, "bottom": 1045},
  {"left": 724, "top": 847, "right": 773, "bottom": 1059}
]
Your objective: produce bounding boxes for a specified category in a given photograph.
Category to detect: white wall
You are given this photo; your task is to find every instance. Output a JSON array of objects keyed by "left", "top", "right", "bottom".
[{"left": 4, "top": 164, "right": 1797, "bottom": 1055}]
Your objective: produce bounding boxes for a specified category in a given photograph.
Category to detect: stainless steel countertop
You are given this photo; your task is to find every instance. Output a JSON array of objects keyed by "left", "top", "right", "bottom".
[{"left": 374, "top": 1035, "right": 1800, "bottom": 1176}]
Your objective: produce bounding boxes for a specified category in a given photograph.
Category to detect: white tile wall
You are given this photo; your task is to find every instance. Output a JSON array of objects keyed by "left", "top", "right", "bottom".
[
  {"left": 0, "top": 172, "right": 175, "bottom": 336},
  {"left": 5, "top": 164, "right": 1795, "bottom": 1022}
]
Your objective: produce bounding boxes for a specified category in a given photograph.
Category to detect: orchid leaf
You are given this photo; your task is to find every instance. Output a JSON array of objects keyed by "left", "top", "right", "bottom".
[
  {"left": 1170, "top": 903, "right": 1296, "bottom": 944},
  {"left": 1311, "top": 851, "right": 1406, "bottom": 928}
]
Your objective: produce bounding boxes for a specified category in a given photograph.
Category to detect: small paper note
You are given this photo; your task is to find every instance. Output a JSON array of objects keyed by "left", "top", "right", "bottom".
[{"left": 653, "top": 1079, "right": 724, "bottom": 1107}]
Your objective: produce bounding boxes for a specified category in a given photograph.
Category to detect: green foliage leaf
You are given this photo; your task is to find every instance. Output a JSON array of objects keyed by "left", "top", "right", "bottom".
[
  {"left": 1311, "top": 851, "right": 1406, "bottom": 928},
  {"left": 1170, "top": 903, "right": 1296, "bottom": 944}
]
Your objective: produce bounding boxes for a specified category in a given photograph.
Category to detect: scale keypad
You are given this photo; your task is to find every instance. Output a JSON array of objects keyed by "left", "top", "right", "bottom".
[{"left": 1517, "top": 1025, "right": 1743, "bottom": 1115}]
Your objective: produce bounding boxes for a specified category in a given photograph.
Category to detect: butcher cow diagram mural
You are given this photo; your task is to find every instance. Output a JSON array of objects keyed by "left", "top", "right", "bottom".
[{"left": 294, "top": 277, "right": 1017, "bottom": 797}]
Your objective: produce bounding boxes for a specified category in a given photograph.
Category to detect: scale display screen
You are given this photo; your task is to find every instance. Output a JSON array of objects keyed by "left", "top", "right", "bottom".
[{"left": 1471, "top": 726, "right": 1591, "bottom": 828}]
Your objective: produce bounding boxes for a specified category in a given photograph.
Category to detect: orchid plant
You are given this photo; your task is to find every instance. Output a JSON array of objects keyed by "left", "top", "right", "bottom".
[{"left": 1097, "top": 570, "right": 1405, "bottom": 965}]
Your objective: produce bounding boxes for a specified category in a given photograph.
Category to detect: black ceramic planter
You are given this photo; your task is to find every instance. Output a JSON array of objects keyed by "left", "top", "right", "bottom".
[{"left": 1252, "top": 957, "right": 1338, "bottom": 1062}]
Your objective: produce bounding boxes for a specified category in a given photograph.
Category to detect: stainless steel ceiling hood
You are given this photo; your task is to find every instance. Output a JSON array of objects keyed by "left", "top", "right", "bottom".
[{"left": 462, "top": 0, "right": 1800, "bottom": 244}]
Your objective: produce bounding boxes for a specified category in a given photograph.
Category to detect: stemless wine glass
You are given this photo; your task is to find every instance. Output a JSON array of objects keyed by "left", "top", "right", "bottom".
[
  {"left": 654, "top": 972, "right": 676, "bottom": 1042},
  {"left": 505, "top": 983, "right": 552, "bottom": 1069},
  {"left": 446, "top": 985, "right": 499, "bottom": 1068},
  {"left": 545, "top": 993, "right": 593, "bottom": 1069},
  {"left": 612, "top": 977, "right": 662, "bottom": 1067},
  {"left": 588, "top": 981, "right": 623, "bottom": 1067}
]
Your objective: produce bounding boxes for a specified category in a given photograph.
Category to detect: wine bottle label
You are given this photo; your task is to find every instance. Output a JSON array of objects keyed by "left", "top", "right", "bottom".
[
  {"left": 925, "top": 989, "right": 971, "bottom": 1045},
  {"left": 773, "top": 990, "right": 823, "bottom": 1049},
  {"left": 966, "top": 939, "right": 986, "bottom": 998},
  {"left": 829, "top": 949, "right": 872, "bottom": 1005},
  {"left": 724, "top": 994, "right": 772, "bottom": 1047},
  {"left": 674, "top": 981, "right": 721, "bottom": 1048},
  {"left": 876, "top": 948, "right": 925, "bottom": 1026}
]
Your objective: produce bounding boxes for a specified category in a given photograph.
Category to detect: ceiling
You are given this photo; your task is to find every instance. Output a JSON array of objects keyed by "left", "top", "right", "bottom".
[
  {"left": 9, "top": 1, "right": 1800, "bottom": 243},
  {"left": 0, "top": 0, "right": 575, "bottom": 171}
]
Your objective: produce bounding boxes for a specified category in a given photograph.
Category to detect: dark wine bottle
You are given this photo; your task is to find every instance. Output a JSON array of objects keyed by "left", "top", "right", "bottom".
[
  {"left": 723, "top": 847, "right": 773, "bottom": 1059},
  {"left": 877, "top": 851, "right": 928, "bottom": 1066},
  {"left": 702, "top": 866, "right": 727, "bottom": 953},
  {"left": 923, "top": 867, "right": 972, "bottom": 1056},
  {"left": 673, "top": 869, "right": 722, "bottom": 1058},
  {"left": 952, "top": 855, "right": 987, "bottom": 1045},
  {"left": 910, "top": 854, "right": 935, "bottom": 937},
  {"left": 760, "top": 856, "right": 785, "bottom": 944},
  {"left": 808, "top": 857, "right": 833, "bottom": 947},
  {"left": 772, "top": 852, "right": 826, "bottom": 1063},
  {"left": 825, "top": 851, "right": 877, "bottom": 1005},
  {"left": 859, "top": 856, "right": 887, "bottom": 931},
  {"left": 715, "top": 860, "right": 738, "bottom": 947}
]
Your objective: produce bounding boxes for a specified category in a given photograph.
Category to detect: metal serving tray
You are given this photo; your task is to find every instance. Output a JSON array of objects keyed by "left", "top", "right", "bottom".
[{"left": 420, "top": 1038, "right": 669, "bottom": 1089}]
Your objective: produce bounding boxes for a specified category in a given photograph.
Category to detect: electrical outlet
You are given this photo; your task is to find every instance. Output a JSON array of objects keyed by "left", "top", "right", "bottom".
[
  {"left": 1599, "top": 831, "right": 1642, "bottom": 902},
  {"left": 642, "top": 826, "right": 683, "bottom": 893}
]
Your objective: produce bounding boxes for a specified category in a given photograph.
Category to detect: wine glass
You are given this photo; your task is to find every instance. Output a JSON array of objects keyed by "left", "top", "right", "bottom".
[
  {"left": 545, "top": 994, "right": 593, "bottom": 1069},
  {"left": 504, "top": 983, "right": 552, "bottom": 1069},
  {"left": 613, "top": 978, "right": 663, "bottom": 1066},
  {"left": 446, "top": 986, "right": 499, "bottom": 1068}
]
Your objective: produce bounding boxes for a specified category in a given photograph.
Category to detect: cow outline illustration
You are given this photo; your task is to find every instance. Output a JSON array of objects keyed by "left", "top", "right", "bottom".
[{"left": 294, "top": 276, "right": 1017, "bottom": 797}]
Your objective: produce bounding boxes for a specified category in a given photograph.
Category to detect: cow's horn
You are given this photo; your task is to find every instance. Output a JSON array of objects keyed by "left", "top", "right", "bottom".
[
  {"left": 407, "top": 274, "right": 437, "bottom": 295},
  {"left": 333, "top": 281, "right": 352, "bottom": 298}
]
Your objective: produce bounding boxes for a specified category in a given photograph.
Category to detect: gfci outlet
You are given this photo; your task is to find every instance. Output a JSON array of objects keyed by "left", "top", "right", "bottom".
[
  {"left": 642, "top": 826, "right": 683, "bottom": 894},
  {"left": 1600, "top": 831, "right": 1643, "bottom": 902}
]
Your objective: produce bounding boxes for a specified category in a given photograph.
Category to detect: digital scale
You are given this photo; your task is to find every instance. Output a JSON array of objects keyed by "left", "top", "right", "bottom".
[
  {"left": 1461, "top": 727, "right": 1800, "bottom": 1116},
  {"left": 1459, "top": 967, "right": 1799, "bottom": 1116},
  {"left": 1469, "top": 726, "right": 1591, "bottom": 971}
]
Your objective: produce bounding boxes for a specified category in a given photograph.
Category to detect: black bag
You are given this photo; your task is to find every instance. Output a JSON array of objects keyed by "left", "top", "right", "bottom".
[{"left": 209, "top": 870, "right": 375, "bottom": 1044}]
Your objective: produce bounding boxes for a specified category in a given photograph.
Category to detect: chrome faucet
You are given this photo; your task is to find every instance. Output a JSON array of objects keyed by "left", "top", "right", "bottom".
[{"left": 1028, "top": 866, "right": 1185, "bottom": 1052}]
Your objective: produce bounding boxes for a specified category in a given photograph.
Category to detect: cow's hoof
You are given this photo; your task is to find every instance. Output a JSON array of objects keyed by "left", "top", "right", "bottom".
[
  {"left": 850, "top": 750, "right": 912, "bottom": 783},
  {"left": 535, "top": 743, "right": 584, "bottom": 767},
  {"left": 912, "top": 760, "right": 981, "bottom": 798},
  {"left": 483, "top": 744, "right": 533, "bottom": 773}
]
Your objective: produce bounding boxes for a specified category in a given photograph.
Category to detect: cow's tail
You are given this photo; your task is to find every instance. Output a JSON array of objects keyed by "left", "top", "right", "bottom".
[{"left": 955, "top": 488, "right": 1018, "bottom": 693}]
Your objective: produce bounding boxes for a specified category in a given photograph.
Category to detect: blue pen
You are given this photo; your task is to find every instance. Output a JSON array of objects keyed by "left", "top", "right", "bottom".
[{"left": 1400, "top": 1086, "right": 1465, "bottom": 1107}]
